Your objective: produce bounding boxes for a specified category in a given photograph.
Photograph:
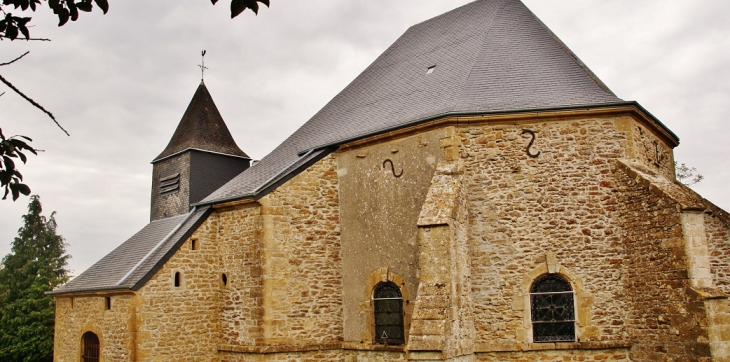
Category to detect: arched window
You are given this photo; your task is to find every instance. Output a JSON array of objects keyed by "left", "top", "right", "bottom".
[
  {"left": 530, "top": 274, "right": 575, "bottom": 342},
  {"left": 81, "top": 331, "right": 100, "bottom": 362},
  {"left": 373, "top": 281, "right": 405, "bottom": 345},
  {"left": 174, "top": 272, "right": 181, "bottom": 287}
]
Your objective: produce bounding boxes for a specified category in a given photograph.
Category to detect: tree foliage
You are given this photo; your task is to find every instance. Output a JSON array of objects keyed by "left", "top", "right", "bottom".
[
  {"left": 1, "top": 0, "right": 270, "bottom": 40},
  {"left": 0, "top": 128, "right": 35, "bottom": 200},
  {"left": 0, "top": 195, "right": 70, "bottom": 362},
  {"left": 675, "top": 161, "right": 704, "bottom": 186}
]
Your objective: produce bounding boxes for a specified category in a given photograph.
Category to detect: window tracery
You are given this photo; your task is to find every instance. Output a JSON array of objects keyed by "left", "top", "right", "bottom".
[{"left": 530, "top": 274, "right": 575, "bottom": 342}]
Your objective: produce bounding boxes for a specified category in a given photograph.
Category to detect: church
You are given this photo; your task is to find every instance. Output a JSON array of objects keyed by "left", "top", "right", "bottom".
[{"left": 50, "top": 0, "right": 730, "bottom": 361}]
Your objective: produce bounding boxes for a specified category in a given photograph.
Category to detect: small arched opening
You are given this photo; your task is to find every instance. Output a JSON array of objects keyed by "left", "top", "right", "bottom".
[
  {"left": 530, "top": 274, "right": 575, "bottom": 342},
  {"left": 81, "top": 331, "right": 100, "bottom": 362},
  {"left": 372, "top": 281, "right": 405, "bottom": 345}
]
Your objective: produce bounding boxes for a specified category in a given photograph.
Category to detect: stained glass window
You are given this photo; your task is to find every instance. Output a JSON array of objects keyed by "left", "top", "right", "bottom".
[
  {"left": 82, "top": 332, "right": 100, "bottom": 362},
  {"left": 530, "top": 274, "right": 575, "bottom": 342},
  {"left": 373, "top": 281, "right": 405, "bottom": 345}
]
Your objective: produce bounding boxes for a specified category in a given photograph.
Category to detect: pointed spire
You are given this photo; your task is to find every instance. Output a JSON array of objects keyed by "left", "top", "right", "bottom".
[{"left": 153, "top": 82, "right": 248, "bottom": 162}]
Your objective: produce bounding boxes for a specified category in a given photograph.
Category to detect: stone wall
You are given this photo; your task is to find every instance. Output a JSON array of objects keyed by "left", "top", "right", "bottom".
[
  {"left": 217, "top": 203, "right": 265, "bottom": 346},
  {"left": 135, "top": 214, "right": 221, "bottom": 361},
  {"left": 475, "top": 348, "right": 630, "bottom": 361},
  {"left": 614, "top": 161, "right": 711, "bottom": 361},
  {"left": 219, "top": 349, "right": 409, "bottom": 362},
  {"left": 337, "top": 130, "right": 444, "bottom": 344},
  {"left": 705, "top": 205, "right": 730, "bottom": 293},
  {"left": 255, "top": 154, "right": 342, "bottom": 345},
  {"left": 460, "top": 117, "right": 634, "bottom": 348},
  {"left": 53, "top": 294, "right": 136, "bottom": 362},
  {"left": 626, "top": 122, "right": 675, "bottom": 180}
]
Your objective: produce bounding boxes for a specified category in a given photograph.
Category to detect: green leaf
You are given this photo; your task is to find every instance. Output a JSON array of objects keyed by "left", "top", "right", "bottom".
[
  {"left": 93, "top": 0, "right": 108, "bottom": 14},
  {"left": 230, "top": 0, "right": 246, "bottom": 18}
]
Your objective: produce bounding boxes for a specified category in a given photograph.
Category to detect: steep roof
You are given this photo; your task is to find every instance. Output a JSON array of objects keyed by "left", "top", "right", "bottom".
[
  {"left": 49, "top": 207, "right": 210, "bottom": 295},
  {"left": 153, "top": 82, "right": 249, "bottom": 163},
  {"left": 199, "top": 0, "right": 625, "bottom": 205}
]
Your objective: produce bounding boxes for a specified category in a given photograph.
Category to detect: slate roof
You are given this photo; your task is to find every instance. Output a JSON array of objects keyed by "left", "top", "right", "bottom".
[
  {"left": 198, "top": 0, "right": 627, "bottom": 205},
  {"left": 49, "top": 207, "right": 210, "bottom": 294},
  {"left": 153, "top": 82, "right": 249, "bottom": 163}
]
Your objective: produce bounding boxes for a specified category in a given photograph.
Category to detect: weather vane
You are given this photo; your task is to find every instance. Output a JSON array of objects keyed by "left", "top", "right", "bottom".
[{"left": 197, "top": 50, "right": 208, "bottom": 81}]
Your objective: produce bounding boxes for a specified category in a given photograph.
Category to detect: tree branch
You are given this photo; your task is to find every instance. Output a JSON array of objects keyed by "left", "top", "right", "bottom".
[
  {"left": 0, "top": 36, "right": 52, "bottom": 42},
  {"left": 0, "top": 74, "right": 70, "bottom": 136},
  {"left": 0, "top": 52, "right": 30, "bottom": 67}
]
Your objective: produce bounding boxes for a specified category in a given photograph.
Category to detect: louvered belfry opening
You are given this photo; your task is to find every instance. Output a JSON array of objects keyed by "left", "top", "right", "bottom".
[
  {"left": 81, "top": 331, "right": 100, "bottom": 362},
  {"left": 530, "top": 274, "right": 576, "bottom": 342},
  {"left": 373, "top": 281, "right": 405, "bottom": 345}
]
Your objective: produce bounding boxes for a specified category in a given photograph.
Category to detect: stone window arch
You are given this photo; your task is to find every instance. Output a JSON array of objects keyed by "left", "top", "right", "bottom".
[
  {"left": 530, "top": 274, "right": 575, "bottom": 342},
  {"left": 373, "top": 281, "right": 405, "bottom": 345},
  {"left": 81, "top": 331, "right": 100, "bottom": 362},
  {"left": 516, "top": 254, "right": 597, "bottom": 344},
  {"left": 363, "top": 267, "right": 411, "bottom": 346}
]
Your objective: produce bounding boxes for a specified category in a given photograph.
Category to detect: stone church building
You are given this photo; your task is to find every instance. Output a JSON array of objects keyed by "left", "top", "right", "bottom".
[{"left": 50, "top": 0, "right": 730, "bottom": 361}]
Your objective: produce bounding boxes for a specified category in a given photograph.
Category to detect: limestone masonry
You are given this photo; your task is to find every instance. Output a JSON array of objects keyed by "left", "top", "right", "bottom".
[{"left": 51, "top": 0, "right": 730, "bottom": 361}]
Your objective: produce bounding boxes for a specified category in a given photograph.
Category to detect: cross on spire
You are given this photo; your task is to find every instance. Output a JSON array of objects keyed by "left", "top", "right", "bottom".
[{"left": 197, "top": 50, "right": 208, "bottom": 81}]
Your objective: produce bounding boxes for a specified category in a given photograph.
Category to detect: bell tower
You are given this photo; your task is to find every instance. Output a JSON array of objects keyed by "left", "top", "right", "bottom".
[{"left": 150, "top": 82, "right": 250, "bottom": 221}]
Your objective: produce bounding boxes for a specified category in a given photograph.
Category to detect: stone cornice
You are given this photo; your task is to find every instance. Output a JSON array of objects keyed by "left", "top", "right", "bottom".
[{"left": 337, "top": 104, "right": 679, "bottom": 153}]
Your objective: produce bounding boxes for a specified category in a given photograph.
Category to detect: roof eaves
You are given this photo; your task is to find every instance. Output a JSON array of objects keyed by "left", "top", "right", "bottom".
[
  {"left": 46, "top": 285, "right": 133, "bottom": 296},
  {"left": 129, "top": 207, "right": 213, "bottom": 290},
  {"left": 151, "top": 147, "right": 252, "bottom": 164},
  {"left": 300, "top": 102, "right": 679, "bottom": 154}
]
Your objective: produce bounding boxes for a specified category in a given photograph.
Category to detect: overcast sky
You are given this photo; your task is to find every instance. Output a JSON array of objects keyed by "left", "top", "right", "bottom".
[{"left": 1, "top": 0, "right": 728, "bottom": 276}]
